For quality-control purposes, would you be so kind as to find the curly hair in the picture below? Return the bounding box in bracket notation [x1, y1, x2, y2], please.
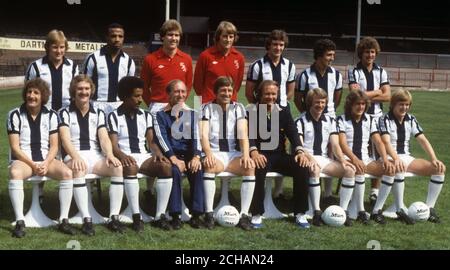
[356, 37, 380, 59]
[22, 78, 51, 105]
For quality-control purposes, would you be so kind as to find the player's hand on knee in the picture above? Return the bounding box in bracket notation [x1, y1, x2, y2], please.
[106, 155, 121, 168]
[432, 159, 445, 174]
[240, 155, 255, 169]
[203, 154, 216, 169]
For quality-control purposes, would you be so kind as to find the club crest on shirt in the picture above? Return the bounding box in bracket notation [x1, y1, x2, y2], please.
[180, 62, 186, 72]
[234, 60, 239, 69]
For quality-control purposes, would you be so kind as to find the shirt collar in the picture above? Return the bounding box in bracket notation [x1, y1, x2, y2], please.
[388, 110, 411, 121]
[263, 54, 285, 65]
[117, 104, 142, 116]
[100, 46, 125, 57]
[356, 62, 380, 70]
[305, 111, 326, 122]
[155, 47, 181, 58]
[310, 64, 332, 74]
[68, 101, 95, 113]
[211, 45, 238, 56]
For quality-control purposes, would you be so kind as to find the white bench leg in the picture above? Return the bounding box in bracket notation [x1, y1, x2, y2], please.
[382, 204, 398, 219]
[213, 177, 231, 215]
[70, 180, 107, 224]
[263, 177, 287, 219]
[180, 194, 191, 221]
[22, 182, 56, 227]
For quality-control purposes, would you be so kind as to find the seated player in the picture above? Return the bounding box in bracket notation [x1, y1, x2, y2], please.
[108, 76, 173, 232]
[373, 89, 446, 224]
[59, 75, 123, 235]
[295, 88, 356, 226]
[201, 76, 255, 230]
[337, 90, 395, 225]
[153, 79, 204, 230]
[249, 80, 311, 229]
[7, 78, 82, 237]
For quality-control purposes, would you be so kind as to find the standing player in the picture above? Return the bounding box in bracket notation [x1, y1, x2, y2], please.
[295, 39, 342, 118]
[348, 37, 391, 204]
[372, 89, 445, 224]
[83, 23, 135, 115]
[337, 90, 395, 224]
[153, 79, 204, 229]
[194, 21, 245, 104]
[246, 29, 296, 109]
[140, 19, 193, 201]
[7, 79, 81, 237]
[245, 30, 296, 200]
[108, 76, 173, 232]
[201, 76, 255, 230]
[249, 80, 311, 229]
[295, 88, 356, 226]
[141, 19, 193, 113]
[25, 30, 78, 111]
[294, 39, 343, 202]
[59, 75, 123, 235]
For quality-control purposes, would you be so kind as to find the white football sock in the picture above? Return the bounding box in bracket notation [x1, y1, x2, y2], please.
[240, 176, 256, 216]
[155, 177, 173, 220]
[392, 175, 406, 211]
[354, 175, 366, 212]
[339, 177, 355, 210]
[59, 180, 73, 221]
[372, 175, 394, 213]
[203, 173, 216, 213]
[309, 177, 321, 211]
[124, 176, 140, 215]
[109, 176, 124, 217]
[73, 177, 90, 219]
[426, 175, 445, 208]
[9, 180, 25, 221]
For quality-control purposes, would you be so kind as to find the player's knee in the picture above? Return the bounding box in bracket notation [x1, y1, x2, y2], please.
[159, 162, 172, 177]
[123, 165, 139, 176]
[61, 168, 73, 180]
[9, 167, 25, 179]
[242, 168, 255, 176]
[344, 166, 355, 177]
[111, 165, 123, 177]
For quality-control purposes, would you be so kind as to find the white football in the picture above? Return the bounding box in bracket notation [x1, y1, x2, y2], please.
[322, 205, 346, 227]
[408, 202, 430, 221]
[215, 205, 240, 227]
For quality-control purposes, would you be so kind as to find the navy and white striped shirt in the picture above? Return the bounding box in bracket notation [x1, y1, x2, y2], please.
[201, 101, 246, 152]
[295, 112, 338, 157]
[59, 102, 106, 152]
[348, 62, 389, 116]
[83, 47, 136, 102]
[296, 65, 343, 116]
[25, 56, 78, 111]
[7, 104, 59, 161]
[378, 111, 423, 156]
[107, 106, 152, 154]
[247, 55, 296, 107]
[337, 113, 379, 161]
